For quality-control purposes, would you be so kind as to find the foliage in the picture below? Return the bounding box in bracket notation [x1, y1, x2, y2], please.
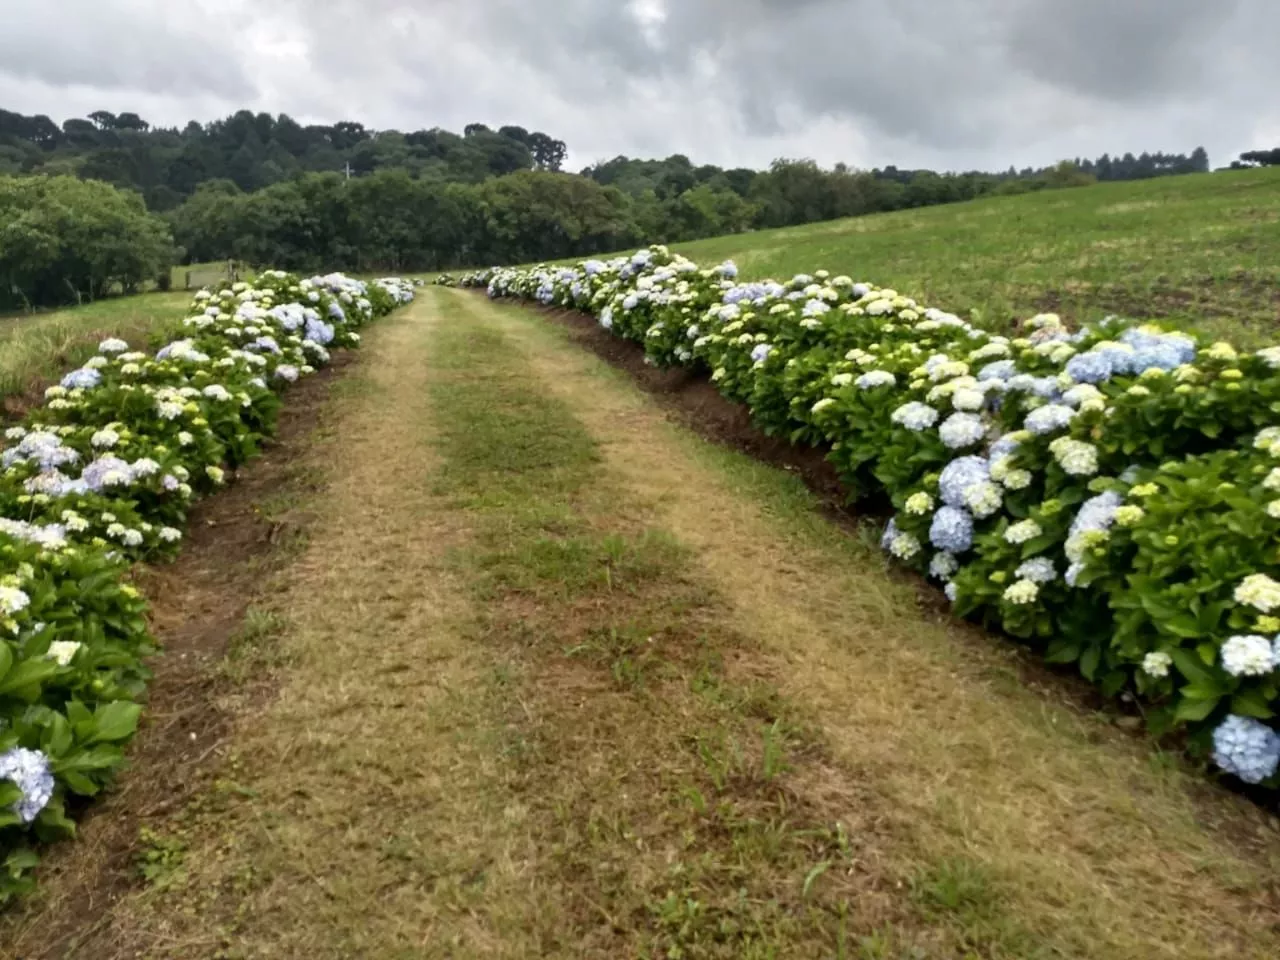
[467, 246, 1280, 791]
[0, 270, 412, 904]
[0, 108, 567, 204]
[0, 176, 174, 310]
[1233, 148, 1280, 169]
[0, 104, 1218, 273]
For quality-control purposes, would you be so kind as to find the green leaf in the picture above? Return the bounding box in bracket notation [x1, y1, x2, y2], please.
[87, 701, 142, 744]
[1080, 644, 1101, 680]
[0, 642, 12, 681]
[1171, 648, 1219, 689]
[1231, 689, 1276, 720]
[0, 659, 58, 699]
[1175, 696, 1220, 722]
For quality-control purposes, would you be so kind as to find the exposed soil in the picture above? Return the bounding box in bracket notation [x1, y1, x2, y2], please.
[1, 353, 358, 959]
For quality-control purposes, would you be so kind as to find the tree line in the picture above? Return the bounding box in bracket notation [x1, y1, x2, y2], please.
[0, 103, 1251, 309]
[0, 108, 568, 211]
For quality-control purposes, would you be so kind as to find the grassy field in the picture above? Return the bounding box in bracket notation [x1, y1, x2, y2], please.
[673, 167, 1280, 343]
[0, 263, 256, 411]
[443, 167, 1278, 345]
[0, 292, 190, 411]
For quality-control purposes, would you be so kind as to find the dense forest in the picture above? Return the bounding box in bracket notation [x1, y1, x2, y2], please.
[0, 105, 1227, 307]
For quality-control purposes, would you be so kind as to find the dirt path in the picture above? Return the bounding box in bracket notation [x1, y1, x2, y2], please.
[10, 290, 1277, 959]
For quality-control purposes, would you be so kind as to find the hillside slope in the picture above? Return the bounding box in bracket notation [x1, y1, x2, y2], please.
[663, 167, 1280, 343]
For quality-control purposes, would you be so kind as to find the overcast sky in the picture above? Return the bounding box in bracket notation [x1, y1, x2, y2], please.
[2, 0, 1277, 173]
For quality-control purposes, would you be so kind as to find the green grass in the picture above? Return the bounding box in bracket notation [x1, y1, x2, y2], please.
[0, 292, 191, 409]
[0, 262, 254, 410]
[669, 168, 1280, 343]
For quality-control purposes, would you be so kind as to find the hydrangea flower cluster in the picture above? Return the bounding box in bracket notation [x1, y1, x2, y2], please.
[465, 246, 1280, 791]
[0, 270, 410, 904]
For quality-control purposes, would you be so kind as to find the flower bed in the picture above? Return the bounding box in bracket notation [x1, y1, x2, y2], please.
[0, 271, 413, 902]
[464, 247, 1280, 791]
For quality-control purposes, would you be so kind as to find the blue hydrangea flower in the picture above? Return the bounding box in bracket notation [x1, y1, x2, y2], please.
[938, 456, 990, 507]
[1066, 351, 1114, 384]
[1212, 715, 1280, 784]
[1121, 328, 1196, 368]
[929, 551, 959, 580]
[856, 371, 896, 390]
[60, 368, 102, 390]
[0, 747, 55, 823]
[978, 360, 1016, 382]
[930, 506, 974, 552]
[988, 433, 1022, 460]
[1024, 404, 1075, 435]
[81, 456, 134, 492]
[751, 343, 774, 364]
[305, 317, 335, 345]
[1015, 557, 1057, 583]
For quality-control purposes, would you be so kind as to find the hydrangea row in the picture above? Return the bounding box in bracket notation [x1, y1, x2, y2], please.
[463, 245, 1280, 791]
[0, 271, 411, 903]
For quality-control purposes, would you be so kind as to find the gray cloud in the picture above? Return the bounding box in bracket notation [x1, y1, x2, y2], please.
[1, 0, 1277, 172]
[1, 1, 256, 100]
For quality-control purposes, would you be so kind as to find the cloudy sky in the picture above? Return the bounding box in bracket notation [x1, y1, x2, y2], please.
[2, 0, 1277, 172]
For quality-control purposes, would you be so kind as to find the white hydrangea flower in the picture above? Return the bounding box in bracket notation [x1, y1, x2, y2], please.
[0, 585, 30, 616]
[47, 641, 82, 666]
[890, 402, 939, 432]
[939, 413, 986, 449]
[905, 492, 934, 515]
[1235, 574, 1280, 613]
[1048, 438, 1099, 477]
[1221, 635, 1277, 677]
[1003, 579, 1040, 605]
[1004, 519, 1042, 544]
[962, 481, 1003, 519]
[889, 531, 921, 560]
[1141, 651, 1173, 678]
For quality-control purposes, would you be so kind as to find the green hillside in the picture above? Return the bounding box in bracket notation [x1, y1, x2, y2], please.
[667, 167, 1280, 343]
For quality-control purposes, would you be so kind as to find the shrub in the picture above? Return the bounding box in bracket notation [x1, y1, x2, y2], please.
[467, 247, 1280, 791]
[0, 270, 414, 903]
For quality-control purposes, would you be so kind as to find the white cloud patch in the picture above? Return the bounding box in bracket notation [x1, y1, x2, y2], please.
[0, 0, 1276, 172]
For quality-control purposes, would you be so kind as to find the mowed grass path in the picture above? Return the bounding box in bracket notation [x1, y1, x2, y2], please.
[673, 168, 1280, 343]
[17, 288, 1278, 958]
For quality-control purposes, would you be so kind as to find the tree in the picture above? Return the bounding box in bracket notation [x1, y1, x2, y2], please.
[1238, 148, 1280, 167]
[0, 175, 174, 308]
[528, 132, 567, 171]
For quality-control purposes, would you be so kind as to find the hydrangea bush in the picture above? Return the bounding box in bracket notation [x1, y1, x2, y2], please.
[0, 271, 413, 903]
[464, 247, 1280, 791]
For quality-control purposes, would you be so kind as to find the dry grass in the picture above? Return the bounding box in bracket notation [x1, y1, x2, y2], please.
[471, 289, 1280, 959]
